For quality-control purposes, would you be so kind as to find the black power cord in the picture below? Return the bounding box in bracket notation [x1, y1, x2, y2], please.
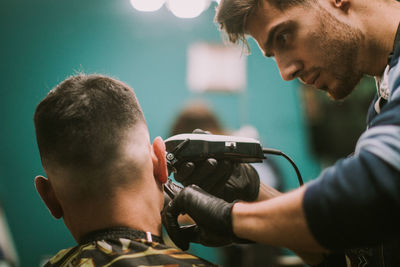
[262, 148, 304, 186]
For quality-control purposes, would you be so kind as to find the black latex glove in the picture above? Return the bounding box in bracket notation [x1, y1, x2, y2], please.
[220, 163, 260, 202]
[162, 185, 241, 250]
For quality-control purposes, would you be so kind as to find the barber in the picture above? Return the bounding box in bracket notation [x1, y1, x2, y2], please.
[163, 0, 400, 266]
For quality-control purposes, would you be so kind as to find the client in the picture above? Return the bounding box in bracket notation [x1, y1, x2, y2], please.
[33, 74, 217, 266]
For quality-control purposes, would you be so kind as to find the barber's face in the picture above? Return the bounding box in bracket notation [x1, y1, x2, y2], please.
[247, 1, 364, 100]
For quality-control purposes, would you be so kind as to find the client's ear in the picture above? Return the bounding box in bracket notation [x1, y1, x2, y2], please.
[151, 137, 168, 184]
[34, 175, 63, 219]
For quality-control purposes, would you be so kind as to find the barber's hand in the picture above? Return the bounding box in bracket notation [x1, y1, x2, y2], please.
[174, 158, 260, 202]
[173, 128, 260, 202]
[162, 185, 245, 250]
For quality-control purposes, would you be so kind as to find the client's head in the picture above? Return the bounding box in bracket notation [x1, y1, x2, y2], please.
[34, 74, 168, 241]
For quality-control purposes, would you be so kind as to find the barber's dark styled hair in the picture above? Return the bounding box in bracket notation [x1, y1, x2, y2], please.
[34, 74, 146, 171]
[215, 0, 311, 50]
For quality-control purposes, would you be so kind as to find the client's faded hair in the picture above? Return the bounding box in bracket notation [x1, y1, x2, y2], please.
[215, 0, 314, 50]
[34, 74, 146, 176]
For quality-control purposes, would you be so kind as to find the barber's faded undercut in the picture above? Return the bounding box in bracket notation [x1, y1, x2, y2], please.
[34, 74, 145, 172]
[215, 0, 311, 49]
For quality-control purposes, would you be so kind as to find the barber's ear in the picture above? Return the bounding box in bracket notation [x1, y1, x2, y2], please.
[332, 0, 350, 12]
[151, 136, 168, 184]
[34, 175, 63, 219]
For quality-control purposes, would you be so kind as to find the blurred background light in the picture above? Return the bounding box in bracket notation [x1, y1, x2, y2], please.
[166, 0, 211, 19]
[130, 0, 165, 12]
[187, 43, 246, 92]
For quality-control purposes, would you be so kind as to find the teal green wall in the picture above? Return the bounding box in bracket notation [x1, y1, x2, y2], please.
[0, 0, 320, 266]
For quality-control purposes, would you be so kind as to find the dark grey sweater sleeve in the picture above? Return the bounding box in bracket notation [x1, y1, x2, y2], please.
[304, 150, 400, 250]
[303, 81, 400, 250]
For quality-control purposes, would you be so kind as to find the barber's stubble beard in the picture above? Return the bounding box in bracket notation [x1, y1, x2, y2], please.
[312, 8, 364, 100]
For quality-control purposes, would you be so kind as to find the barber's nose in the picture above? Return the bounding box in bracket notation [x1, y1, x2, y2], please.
[276, 58, 302, 81]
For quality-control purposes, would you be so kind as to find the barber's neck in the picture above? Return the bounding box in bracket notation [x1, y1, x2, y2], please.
[358, 0, 400, 75]
[63, 177, 164, 243]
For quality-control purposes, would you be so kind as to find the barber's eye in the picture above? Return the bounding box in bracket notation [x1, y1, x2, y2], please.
[276, 32, 289, 47]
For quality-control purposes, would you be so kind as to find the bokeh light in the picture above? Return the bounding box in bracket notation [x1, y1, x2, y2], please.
[166, 0, 211, 19]
[130, 0, 166, 12]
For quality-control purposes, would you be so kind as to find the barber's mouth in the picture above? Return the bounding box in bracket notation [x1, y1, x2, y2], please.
[301, 72, 319, 86]
[314, 77, 330, 91]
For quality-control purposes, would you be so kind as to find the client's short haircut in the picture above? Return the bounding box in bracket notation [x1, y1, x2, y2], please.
[34, 74, 146, 173]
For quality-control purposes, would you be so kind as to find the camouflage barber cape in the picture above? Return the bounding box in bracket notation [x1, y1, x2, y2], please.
[44, 227, 218, 267]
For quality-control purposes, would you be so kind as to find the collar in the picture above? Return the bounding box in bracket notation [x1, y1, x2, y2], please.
[373, 22, 400, 113]
[375, 65, 390, 101]
[79, 227, 164, 245]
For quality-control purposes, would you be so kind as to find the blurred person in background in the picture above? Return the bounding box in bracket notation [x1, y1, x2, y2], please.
[0, 203, 18, 267]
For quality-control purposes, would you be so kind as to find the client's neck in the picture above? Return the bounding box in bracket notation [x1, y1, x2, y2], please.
[65, 181, 163, 243]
